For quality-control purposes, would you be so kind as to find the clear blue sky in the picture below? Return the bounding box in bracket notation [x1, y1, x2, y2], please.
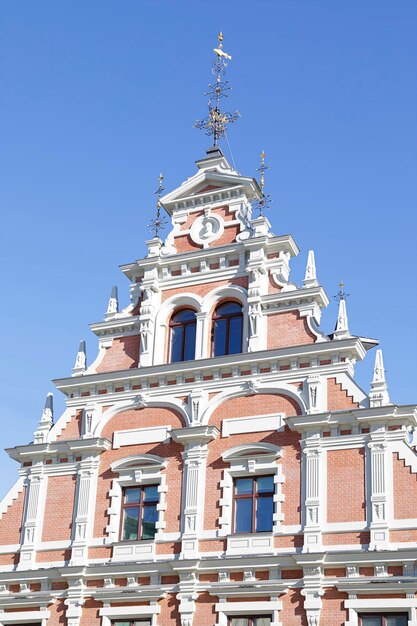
[0, 1, 416, 492]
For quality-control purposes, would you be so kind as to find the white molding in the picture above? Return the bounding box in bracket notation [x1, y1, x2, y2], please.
[0, 478, 24, 519]
[113, 425, 171, 449]
[222, 412, 284, 437]
[0, 610, 50, 624]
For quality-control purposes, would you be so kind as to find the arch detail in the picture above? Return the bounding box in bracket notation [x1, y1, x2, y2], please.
[202, 383, 306, 426]
[93, 396, 189, 436]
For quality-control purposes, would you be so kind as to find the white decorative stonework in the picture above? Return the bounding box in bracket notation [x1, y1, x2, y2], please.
[190, 212, 224, 247]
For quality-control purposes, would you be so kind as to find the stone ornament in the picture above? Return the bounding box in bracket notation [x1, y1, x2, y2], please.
[190, 212, 224, 247]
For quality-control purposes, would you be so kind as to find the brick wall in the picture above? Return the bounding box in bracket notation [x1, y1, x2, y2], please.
[96, 335, 140, 373]
[42, 475, 77, 542]
[267, 311, 316, 350]
[327, 377, 359, 410]
[327, 448, 366, 523]
[0, 486, 25, 545]
[393, 452, 417, 519]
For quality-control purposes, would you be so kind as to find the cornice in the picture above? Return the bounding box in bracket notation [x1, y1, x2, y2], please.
[53, 338, 365, 397]
[6, 437, 111, 463]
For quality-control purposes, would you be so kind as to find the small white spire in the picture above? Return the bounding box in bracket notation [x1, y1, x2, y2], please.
[72, 340, 87, 376]
[369, 349, 390, 407]
[303, 250, 318, 288]
[333, 297, 350, 339]
[34, 393, 53, 444]
[105, 285, 119, 317]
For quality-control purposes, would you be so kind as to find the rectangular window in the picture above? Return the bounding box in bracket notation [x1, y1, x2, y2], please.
[359, 615, 408, 626]
[121, 485, 159, 541]
[233, 476, 274, 533]
[228, 617, 272, 626]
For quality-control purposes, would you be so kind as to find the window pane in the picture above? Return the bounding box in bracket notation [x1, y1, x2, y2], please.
[228, 315, 242, 354]
[172, 309, 196, 323]
[213, 319, 227, 356]
[230, 619, 249, 626]
[235, 498, 253, 533]
[143, 485, 159, 502]
[112, 622, 130, 626]
[141, 504, 158, 539]
[386, 617, 408, 626]
[254, 619, 272, 626]
[122, 507, 139, 540]
[184, 321, 196, 360]
[217, 302, 242, 315]
[124, 488, 140, 504]
[256, 496, 273, 532]
[235, 478, 253, 495]
[257, 476, 274, 493]
[171, 325, 184, 362]
[360, 618, 381, 626]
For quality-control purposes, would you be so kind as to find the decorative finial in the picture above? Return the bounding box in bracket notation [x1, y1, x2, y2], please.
[148, 173, 167, 238]
[333, 283, 350, 339]
[334, 280, 350, 302]
[194, 32, 240, 147]
[72, 340, 87, 376]
[303, 250, 319, 288]
[106, 285, 119, 316]
[34, 393, 54, 444]
[369, 349, 390, 407]
[252, 151, 272, 217]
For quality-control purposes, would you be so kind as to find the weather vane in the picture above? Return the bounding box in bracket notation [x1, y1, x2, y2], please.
[148, 173, 167, 238]
[194, 32, 240, 147]
[334, 281, 350, 301]
[252, 151, 272, 216]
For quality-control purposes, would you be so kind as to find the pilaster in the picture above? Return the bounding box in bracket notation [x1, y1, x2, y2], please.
[18, 465, 47, 569]
[302, 434, 323, 553]
[368, 430, 390, 551]
[70, 458, 100, 565]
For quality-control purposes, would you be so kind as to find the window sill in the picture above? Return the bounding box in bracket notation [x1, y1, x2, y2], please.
[226, 532, 274, 555]
[111, 540, 155, 562]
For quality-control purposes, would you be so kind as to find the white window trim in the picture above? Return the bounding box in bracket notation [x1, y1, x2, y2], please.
[344, 598, 417, 626]
[219, 443, 284, 537]
[99, 604, 160, 626]
[106, 455, 168, 546]
[215, 600, 281, 626]
[0, 610, 50, 625]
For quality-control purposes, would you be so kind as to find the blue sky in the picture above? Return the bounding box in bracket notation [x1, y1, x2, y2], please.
[0, 1, 416, 491]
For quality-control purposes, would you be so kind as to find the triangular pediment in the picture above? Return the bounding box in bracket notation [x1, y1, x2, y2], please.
[161, 150, 261, 214]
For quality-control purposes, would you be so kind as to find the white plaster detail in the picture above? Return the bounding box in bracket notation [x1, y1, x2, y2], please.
[222, 412, 284, 437]
[113, 425, 171, 449]
[190, 211, 224, 247]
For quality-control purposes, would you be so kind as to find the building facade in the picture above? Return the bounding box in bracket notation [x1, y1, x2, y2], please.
[1, 41, 417, 626]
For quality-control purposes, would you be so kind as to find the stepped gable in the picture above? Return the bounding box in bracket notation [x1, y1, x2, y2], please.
[1, 31, 417, 626]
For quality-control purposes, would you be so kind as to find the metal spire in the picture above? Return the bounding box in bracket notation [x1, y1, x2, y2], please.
[194, 32, 240, 147]
[253, 151, 272, 217]
[334, 281, 350, 302]
[148, 173, 167, 238]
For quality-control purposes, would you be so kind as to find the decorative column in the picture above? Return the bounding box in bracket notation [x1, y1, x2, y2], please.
[195, 312, 207, 359]
[302, 434, 323, 553]
[65, 578, 86, 626]
[368, 435, 390, 551]
[171, 426, 219, 559]
[70, 458, 100, 565]
[18, 466, 47, 569]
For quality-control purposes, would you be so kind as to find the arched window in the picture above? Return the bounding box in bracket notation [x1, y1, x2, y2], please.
[212, 301, 243, 357]
[169, 309, 197, 363]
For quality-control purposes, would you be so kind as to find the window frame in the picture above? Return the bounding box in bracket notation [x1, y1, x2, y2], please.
[232, 475, 275, 534]
[227, 617, 272, 626]
[358, 614, 408, 626]
[169, 308, 197, 363]
[112, 621, 152, 626]
[212, 301, 243, 357]
[120, 484, 160, 542]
